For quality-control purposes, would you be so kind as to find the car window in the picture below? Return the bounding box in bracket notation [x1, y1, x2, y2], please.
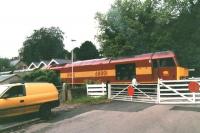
[3, 85, 25, 98]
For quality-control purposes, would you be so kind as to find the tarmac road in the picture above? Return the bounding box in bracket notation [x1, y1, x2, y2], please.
[3, 101, 200, 133]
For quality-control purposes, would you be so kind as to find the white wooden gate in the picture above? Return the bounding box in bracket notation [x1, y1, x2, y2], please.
[109, 84, 157, 103]
[108, 78, 200, 104]
[86, 83, 107, 97]
[158, 79, 200, 104]
[109, 84, 132, 101]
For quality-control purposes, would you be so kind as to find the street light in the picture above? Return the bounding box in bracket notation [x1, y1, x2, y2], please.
[71, 39, 76, 89]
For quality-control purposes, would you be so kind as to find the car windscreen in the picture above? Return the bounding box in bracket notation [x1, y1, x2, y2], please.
[0, 86, 9, 97]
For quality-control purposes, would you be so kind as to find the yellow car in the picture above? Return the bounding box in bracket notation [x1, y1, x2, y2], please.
[0, 83, 59, 118]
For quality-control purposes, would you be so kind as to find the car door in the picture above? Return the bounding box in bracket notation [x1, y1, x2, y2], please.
[0, 85, 26, 117]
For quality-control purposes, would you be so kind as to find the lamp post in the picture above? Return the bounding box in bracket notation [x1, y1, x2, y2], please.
[71, 39, 76, 89]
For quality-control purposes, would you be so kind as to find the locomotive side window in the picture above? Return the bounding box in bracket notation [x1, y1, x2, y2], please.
[159, 58, 175, 67]
[115, 63, 135, 80]
[152, 58, 175, 68]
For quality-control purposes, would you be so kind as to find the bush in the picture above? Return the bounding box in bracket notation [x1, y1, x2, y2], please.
[71, 85, 87, 98]
[22, 69, 61, 86]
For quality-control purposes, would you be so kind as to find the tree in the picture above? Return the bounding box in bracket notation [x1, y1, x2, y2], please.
[72, 41, 99, 60]
[19, 27, 66, 65]
[22, 69, 61, 86]
[168, 1, 200, 67]
[73, 47, 81, 60]
[78, 41, 99, 60]
[0, 58, 13, 72]
[96, 0, 199, 67]
[96, 0, 178, 57]
[64, 49, 71, 60]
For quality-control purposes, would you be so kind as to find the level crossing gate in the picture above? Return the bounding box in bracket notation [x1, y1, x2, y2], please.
[108, 78, 200, 104]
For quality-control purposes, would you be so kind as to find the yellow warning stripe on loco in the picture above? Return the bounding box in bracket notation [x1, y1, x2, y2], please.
[60, 67, 152, 79]
[136, 67, 152, 75]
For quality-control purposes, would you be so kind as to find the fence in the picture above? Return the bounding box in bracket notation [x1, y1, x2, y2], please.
[107, 78, 200, 104]
[86, 83, 107, 97]
[58, 78, 200, 104]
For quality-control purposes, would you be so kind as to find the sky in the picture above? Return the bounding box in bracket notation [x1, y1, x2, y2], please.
[0, 0, 114, 58]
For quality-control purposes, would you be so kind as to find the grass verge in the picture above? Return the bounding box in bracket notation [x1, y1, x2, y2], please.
[65, 96, 111, 105]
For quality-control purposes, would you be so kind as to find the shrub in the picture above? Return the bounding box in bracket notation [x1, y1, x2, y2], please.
[22, 69, 61, 86]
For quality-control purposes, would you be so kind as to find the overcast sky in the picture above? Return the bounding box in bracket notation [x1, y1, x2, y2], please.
[0, 0, 114, 58]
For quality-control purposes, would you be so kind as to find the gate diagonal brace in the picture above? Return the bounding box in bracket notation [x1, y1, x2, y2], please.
[132, 85, 154, 101]
[111, 86, 128, 99]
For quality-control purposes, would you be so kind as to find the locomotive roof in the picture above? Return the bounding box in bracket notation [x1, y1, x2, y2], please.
[50, 51, 175, 70]
[111, 51, 175, 63]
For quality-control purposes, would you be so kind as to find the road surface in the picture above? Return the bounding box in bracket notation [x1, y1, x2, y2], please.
[2, 101, 200, 133]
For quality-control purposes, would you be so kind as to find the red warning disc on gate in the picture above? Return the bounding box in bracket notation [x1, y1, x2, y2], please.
[188, 81, 200, 93]
[128, 85, 135, 96]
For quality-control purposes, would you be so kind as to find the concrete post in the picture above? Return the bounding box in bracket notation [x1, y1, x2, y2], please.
[60, 83, 66, 103]
[67, 84, 72, 101]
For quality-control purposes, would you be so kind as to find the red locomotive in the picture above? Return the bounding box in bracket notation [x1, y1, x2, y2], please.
[51, 51, 188, 84]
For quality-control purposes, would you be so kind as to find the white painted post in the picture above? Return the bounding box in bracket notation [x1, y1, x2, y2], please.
[193, 93, 195, 103]
[157, 79, 160, 104]
[102, 82, 104, 94]
[108, 84, 111, 99]
[86, 84, 89, 96]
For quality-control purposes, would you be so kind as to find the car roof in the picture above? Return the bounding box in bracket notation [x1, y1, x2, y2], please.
[0, 83, 23, 87]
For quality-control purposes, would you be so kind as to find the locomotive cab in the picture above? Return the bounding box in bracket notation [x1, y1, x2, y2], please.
[151, 57, 188, 82]
[152, 57, 177, 81]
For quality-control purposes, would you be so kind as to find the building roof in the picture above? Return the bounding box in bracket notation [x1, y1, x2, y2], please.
[52, 59, 71, 65]
[0, 74, 19, 83]
[28, 59, 70, 70]
[28, 62, 39, 69]
[10, 59, 20, 66]
[38, 61, 49, 68]
[0, 71, 12, 75]
[32, 62, 40, 66]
